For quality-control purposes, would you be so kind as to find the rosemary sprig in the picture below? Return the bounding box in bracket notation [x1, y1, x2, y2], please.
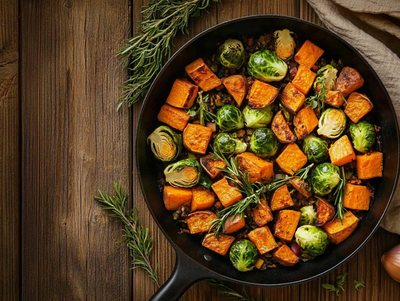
[187, 92, 216, 126]
[354, 279, 365, 290]
[333, 166, 346, 222]
[322, 272, 348, 296]
[94, 182, 160, 287]
[117, 0, 219, 110]
[305, 79, 327, 111]
[208, 279, 268, 301]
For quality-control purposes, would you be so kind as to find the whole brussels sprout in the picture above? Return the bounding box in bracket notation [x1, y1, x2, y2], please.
[303, 135, 329, 163]
[349, 120, 376, 153]
[274, 29, 296, 61]
[243, 105, 274, 129]
[250, 128, 279, 157]
[217, 39, 246, 69]
[317, 108, 346, 139]
[247, 49, 288, 82]
[147, 126, 182, 162]
[299, 205, 317, 226]
[311, 163, 341, 196]
[295, 225, 329, 257]
[216, 105, 245, 132]
[314, 64, 338, 94]
[229, 239, 258, 272]
[164, 158, 201, 188]
[213, 133, 247, 157]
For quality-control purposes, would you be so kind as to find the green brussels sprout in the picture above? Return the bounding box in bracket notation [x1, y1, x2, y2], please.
[273, 29, 296, 60]
[313, 64, 338, 94]
[349, 120, 376, 153]
[229, 239, 258, 272]
[247, 49, 288, 82]
[164, 158, 201, 188]
[213, 133, 247, 157]
[243, 105, 274, 129]
[303, 135, 329, 163]
[216, 105, 245, 132]
[311, 163, 341, 196]
[295, 225, 329, 257]
[147, 126, 182, 162]
[216, 39, 246, 69]
[250, 128, 279, 157]
[317, 108, 346, 139]
[299, 205, 317, 226]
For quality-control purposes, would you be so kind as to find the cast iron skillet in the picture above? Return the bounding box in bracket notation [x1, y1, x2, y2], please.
[136, 15, 399, 301]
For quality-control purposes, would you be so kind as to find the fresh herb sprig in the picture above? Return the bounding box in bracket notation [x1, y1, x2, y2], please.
[94, 182, 160, 287]
[333, 166, 346, 222]
[305, 77, 327, 111]
[354, 279, 365, 290]
[187, 92, 216, 126]
[208, 279, 268, 301]
[322, 272, 348, 296]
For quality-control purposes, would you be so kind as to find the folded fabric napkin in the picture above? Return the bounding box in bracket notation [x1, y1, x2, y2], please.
[306, 0, 400, 234]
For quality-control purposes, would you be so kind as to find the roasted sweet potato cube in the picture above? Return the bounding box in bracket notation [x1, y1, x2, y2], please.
[223, 214, 246, 234]
[191, 186, 215, 212]
[292, 65, 317, 95]
[294, 40, 324, 69]
[271, 111, 297, 144]
[252, 198, 273, 227]
[290, 177, 312, 198]
[211, 177, 243, 208]
[315, 197, 335, 226]
[293, 106, 318, 140]
[344, 92, 374, 123]
[335, 67, 364, 96]
[274, 210, 301, 242]
[323, 211, 359, 244]
[163, 186, 192, 211]
[157, 104, 190, 131]
[324, 91, 344, 108]
[166, 78, 199, 109]
[200, 154, 226, 179]
[186, 210, 217, 234]
[281, 83, 306, 114]
[183, 123, 212, 154]
[248, 226, 279, 254]
[185, 58, 221, 92]
[222, 75, 249, 106]
[329, 135, 356, 166]
[343, 183, 371, 211]
[272, 245, 300, 266]
[276, 143, 308, 175]
[356, 151, 383, 179]
[270, 185, 294, 211]
[236, 152, 274, 184]
[202, 233, 235, 256]
[248, 80, 279, 109]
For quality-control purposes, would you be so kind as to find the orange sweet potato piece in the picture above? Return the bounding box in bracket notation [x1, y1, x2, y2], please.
[200, 154, 226, 179]
[274, 210, 301, 242]
[186, 210, 217, 234]
[211, 177, 243, 208]
[344, 92, 374, 123]
[292, 64, 317, 95]
[248, 226, 279, 254]
[248, 80, 279, 109]
[252, 198, 273, 227]
[223, 214, 246, 234]
[343, 183, 371, 211]
[271, 111, 297, 144]
[276, 143, 308, 175]
[281, 82, 306, 114]
[356, 151, 383, 179]
[157, 104, 190, 131]
[335, 67, 364, 97]
[183, 123, 212, 154]
[185, 58, 221, 92]
[254, 258, 264, 269]
[166, 78, 199, 109]
[236, 152, 274, 184]
[293, 106, 319, 140]
[163, 186, 192, 211]
[322, 211, 359, 244]
[273, 244, 300, 266]
[329, 135, 356, 166]
[222, 75, 249, 106]
[324, 91, 344, 108]
[270, 185, 294, 211]
[191, 185, 215, 212]
[290, 177, 312, 198]
[294, 40, 324, 69]
[315, 197, 335, 227]
[202, 233, 235, 256]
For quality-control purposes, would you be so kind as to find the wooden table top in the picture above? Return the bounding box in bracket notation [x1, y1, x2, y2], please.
[1, 0, 400, 300]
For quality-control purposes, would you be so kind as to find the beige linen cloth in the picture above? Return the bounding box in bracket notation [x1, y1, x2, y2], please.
[305, 0, 400, 234]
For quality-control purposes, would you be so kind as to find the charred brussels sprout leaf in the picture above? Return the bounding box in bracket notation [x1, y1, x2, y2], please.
[303, 135, 329, 163]
[299, 205, 317, 226]
[314, 64, 338, 94]
[349, 120, 376, 153]
[198, 174, 213, 189]
[147, 126, 182, 162]
[217, 39, 246, 69]
[229, 239, 258, 272]
[311, 163, 341, 196]
[247, 49, 288, 82]
[274, 29, 296, 60]
[164, 158, 201, 188]
[213, 133, 247, 157]
[216, 105, 245, 132]
[295, 225, 329, 256]
[317, 108, 346, 139]
[243, 105, 274, 129]
[250, 128, 279, 157]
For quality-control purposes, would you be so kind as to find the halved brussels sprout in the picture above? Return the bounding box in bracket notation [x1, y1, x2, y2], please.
[295, 225, 329, 257]
[250, 128, 278, 157]
[274, 29, 296, 60]
[217, 39, 246, 69]
[147, 126, 182, 162]
[314, 64, 338, 94]
[213, 133, 247, 157]
[303, 134, 329, 163]
[216, 105, 245, 132]
[317, 108, 346, 139]
[243, 105, 274, 129]
[349, 120, 376, 153]
[247, 49, 288, 82]
[311, 163, 341, 196]
[229, 239, 258, 272]
[164, 158, 201, 188]
[299, 205, 317, 226]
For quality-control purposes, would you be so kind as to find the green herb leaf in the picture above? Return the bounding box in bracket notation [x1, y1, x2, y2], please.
[322, 272, 348, 296]
[354, 280, 365, 290]
[333, 166, 346, 222]
[208, 279, 267, 301]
